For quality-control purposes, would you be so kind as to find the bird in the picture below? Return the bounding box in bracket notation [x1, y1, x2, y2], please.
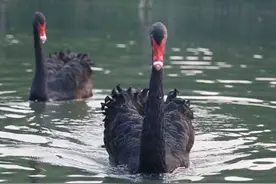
[101, 22, 195, 174]
[29, 11, 94, 102]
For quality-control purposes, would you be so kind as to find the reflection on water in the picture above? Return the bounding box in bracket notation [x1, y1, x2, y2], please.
[0, 92, 275, 182]
[0, 0, 276, 183]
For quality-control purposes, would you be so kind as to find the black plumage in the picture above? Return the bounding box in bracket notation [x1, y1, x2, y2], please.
[29, 12, 93, 102]
[101, 20, 194, 175]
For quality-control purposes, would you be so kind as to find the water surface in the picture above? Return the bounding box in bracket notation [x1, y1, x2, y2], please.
[0, 0, 276, 183]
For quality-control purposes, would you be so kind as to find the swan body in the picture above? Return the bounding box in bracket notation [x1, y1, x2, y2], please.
[102, 22, 195, 174]
[29, 12, 93, 102]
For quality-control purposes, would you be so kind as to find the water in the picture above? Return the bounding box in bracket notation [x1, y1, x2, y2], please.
[0, 0, 276, 183]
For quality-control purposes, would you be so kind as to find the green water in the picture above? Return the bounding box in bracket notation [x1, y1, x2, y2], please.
[0, 0, 276, 183]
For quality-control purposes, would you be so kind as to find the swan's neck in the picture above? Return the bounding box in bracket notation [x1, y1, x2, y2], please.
[139, 67, 166, 173]
[29, 26, 47, 101]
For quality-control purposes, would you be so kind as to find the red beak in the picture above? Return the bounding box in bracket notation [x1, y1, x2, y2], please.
[152, 38, 166, 70]
[38, 23, 47, 43]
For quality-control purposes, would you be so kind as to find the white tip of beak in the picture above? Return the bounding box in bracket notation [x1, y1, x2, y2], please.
[40, 35, 47, 43]
[153, 61, 164, 71]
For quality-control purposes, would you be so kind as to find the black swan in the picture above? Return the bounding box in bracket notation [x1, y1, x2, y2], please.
[29, 12, 94, 102]
[101, 22, 195, 174]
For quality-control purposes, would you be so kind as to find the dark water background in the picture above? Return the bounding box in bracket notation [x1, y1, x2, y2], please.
[0, 0, 276, 183]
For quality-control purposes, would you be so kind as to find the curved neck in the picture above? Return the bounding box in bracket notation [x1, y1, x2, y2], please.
[29, 25, 47, 101]
[139, 66, 166, 173]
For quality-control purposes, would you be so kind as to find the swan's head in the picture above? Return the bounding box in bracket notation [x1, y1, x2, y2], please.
[150, 22, 168, 71]
[33, 12, 47, 44]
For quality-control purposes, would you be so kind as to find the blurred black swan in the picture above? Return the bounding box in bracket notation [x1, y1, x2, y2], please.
[29, 12, 94, 102]
[101, 22, 195, 174]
